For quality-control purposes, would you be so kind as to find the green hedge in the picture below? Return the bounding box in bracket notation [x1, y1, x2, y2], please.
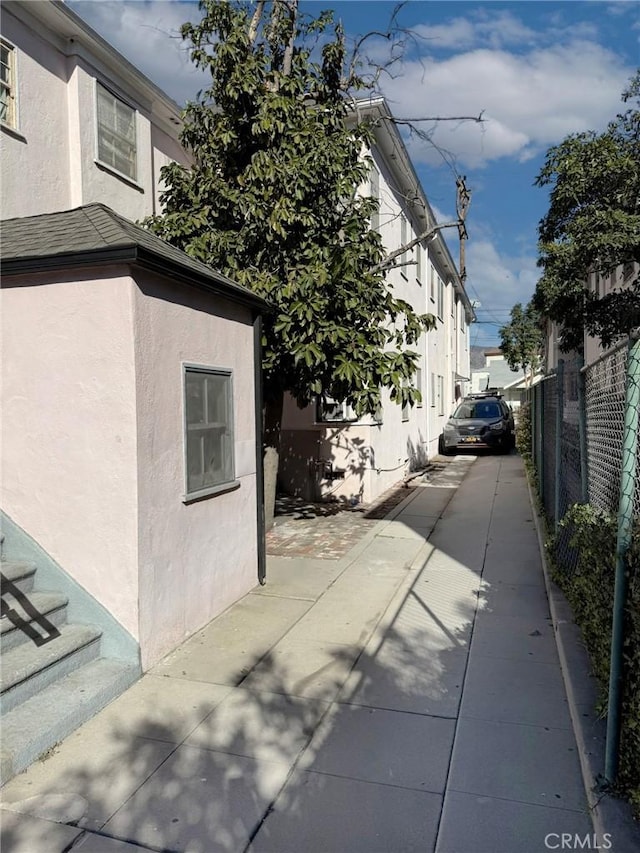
[554, 504, 640, 816]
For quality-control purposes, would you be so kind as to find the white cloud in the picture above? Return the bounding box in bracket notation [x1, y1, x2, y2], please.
[68, 0, 207, 104]
[465, 239, 539, 346]
[381, 39, 632, 168]
[413, 11, 539, 52]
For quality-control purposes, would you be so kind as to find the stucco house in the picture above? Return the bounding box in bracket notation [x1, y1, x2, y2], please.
[0, 1, 269, 781]
[279, 97, 475, 505]
[1, 204, 269, 780]
[1, 0, 187, 220]
[470, 348, 541, 411]
[545, 263, 640, 372]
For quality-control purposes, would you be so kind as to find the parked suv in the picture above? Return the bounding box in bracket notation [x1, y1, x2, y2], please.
[439, 393, 515, 455]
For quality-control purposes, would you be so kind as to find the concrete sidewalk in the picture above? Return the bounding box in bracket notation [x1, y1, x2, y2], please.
[1, 455, 598, 852]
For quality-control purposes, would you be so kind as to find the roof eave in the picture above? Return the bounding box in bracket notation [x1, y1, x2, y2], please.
[2, 246, 272, 314]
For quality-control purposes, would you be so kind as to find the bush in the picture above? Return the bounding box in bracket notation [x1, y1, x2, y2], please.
[516, 400, 532, 460]
[555, 504, 640, 815]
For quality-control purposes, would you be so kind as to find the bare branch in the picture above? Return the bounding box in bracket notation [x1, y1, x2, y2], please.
[374, 222, 461, 273]
[282, 0, 299, 77]
[248, 0, 265, 46]
[388, 112, 485, 125]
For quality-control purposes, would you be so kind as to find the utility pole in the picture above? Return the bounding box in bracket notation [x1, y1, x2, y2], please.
[456, 176, 471, 282]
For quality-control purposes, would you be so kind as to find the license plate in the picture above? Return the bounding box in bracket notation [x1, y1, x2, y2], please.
[461, 436, 480, 443]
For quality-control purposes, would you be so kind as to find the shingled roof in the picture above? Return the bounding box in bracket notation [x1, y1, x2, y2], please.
[1, 204, 269, 313]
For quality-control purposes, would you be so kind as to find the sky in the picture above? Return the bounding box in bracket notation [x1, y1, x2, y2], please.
[67, 0, 639, 348]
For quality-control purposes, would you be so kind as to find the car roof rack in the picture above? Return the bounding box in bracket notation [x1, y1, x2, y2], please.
[465, 391, 503, 400]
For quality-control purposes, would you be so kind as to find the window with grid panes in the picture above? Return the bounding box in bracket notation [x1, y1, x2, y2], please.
[184, 366, 235, 497]
[1, 39, 16, 128]
[96, 82, 137, 181]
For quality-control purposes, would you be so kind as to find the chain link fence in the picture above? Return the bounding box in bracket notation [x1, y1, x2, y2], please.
[526, 337, 640, 803]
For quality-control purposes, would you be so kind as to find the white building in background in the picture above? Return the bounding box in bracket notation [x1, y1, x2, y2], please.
[1, 0, 187, 221]
[544, 262, 640, 372]
[279, 98, 475, 505]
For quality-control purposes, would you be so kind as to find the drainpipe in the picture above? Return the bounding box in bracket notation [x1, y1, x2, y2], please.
[253, 314, 266, 586]
[605, 333, 640, 782]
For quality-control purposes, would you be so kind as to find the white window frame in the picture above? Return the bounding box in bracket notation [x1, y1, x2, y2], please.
[183, 364, 238, 502]
[437, 375, 444, 416]
[95, 81, 138, 182]
[316, 396, 358, 423]
[430, 372, 436, 408]
[429, 263, 436, 303]
[1, 38, 17, 130]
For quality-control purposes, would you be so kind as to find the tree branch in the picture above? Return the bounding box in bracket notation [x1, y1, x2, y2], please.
[374, 222, 460, 273]
[248, 0, 265, 46]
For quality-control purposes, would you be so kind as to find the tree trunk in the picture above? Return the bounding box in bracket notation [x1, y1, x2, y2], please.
[263, 390, 284, 531]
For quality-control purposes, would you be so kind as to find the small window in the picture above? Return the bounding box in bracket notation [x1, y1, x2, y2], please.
[184, 366, 235, 498]
[438, 375, 444, 416]
[416, 367, 423, 407]
[416, 242, 423, 285]
[437, 276, 444, 319]
[1, 39, 16, 128]
[429, 263, 436, 302]
[430, 372, 436, 407]
[96, 82, 137, 180]
[316, 396, 357, 423]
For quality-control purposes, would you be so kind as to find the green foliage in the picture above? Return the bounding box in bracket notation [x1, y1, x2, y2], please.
[145, 0, 435, 414]
[498, 302, 543, 384]
[515, 400, 532, 460]
[553, 504, 640, 814]
[534, 72, 640, 352]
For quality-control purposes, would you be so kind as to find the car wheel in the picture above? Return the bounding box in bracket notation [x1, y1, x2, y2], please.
[438, 434, 452, 456]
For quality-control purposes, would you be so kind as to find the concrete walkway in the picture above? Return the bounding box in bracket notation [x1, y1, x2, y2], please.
[1, 455, 596, 852]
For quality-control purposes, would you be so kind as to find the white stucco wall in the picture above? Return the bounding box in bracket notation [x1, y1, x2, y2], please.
[279, 140, 472, 504]
[0, 269, 140, 637]
[1, 4, 187, 221]
[1, 10, 71, 217]
[132, 272, 258, 669]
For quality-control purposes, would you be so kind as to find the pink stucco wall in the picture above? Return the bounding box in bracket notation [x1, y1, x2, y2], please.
[1, 269, 140, 636]
[1, 267, 259, 669]
[132, 271, 258, 669]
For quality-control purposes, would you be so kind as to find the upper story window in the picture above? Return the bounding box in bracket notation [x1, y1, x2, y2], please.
[1, 39, 16, 128]
[437, 275, 444, 319]
[96, 82, 137, 181]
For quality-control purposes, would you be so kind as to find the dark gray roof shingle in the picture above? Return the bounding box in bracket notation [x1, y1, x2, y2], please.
[1, 204, 269, 313]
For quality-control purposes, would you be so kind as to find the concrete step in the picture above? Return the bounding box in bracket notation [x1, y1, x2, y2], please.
[0, 623, 102, 713]
[1, 560, 36, 594]
[0, 658, 140, 784]
[0, 591, 69, 652]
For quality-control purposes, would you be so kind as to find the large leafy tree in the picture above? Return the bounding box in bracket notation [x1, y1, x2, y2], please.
[533, 73, 640, 352]
[498, 301, 544, 386]
[146, 0, 438, 520]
